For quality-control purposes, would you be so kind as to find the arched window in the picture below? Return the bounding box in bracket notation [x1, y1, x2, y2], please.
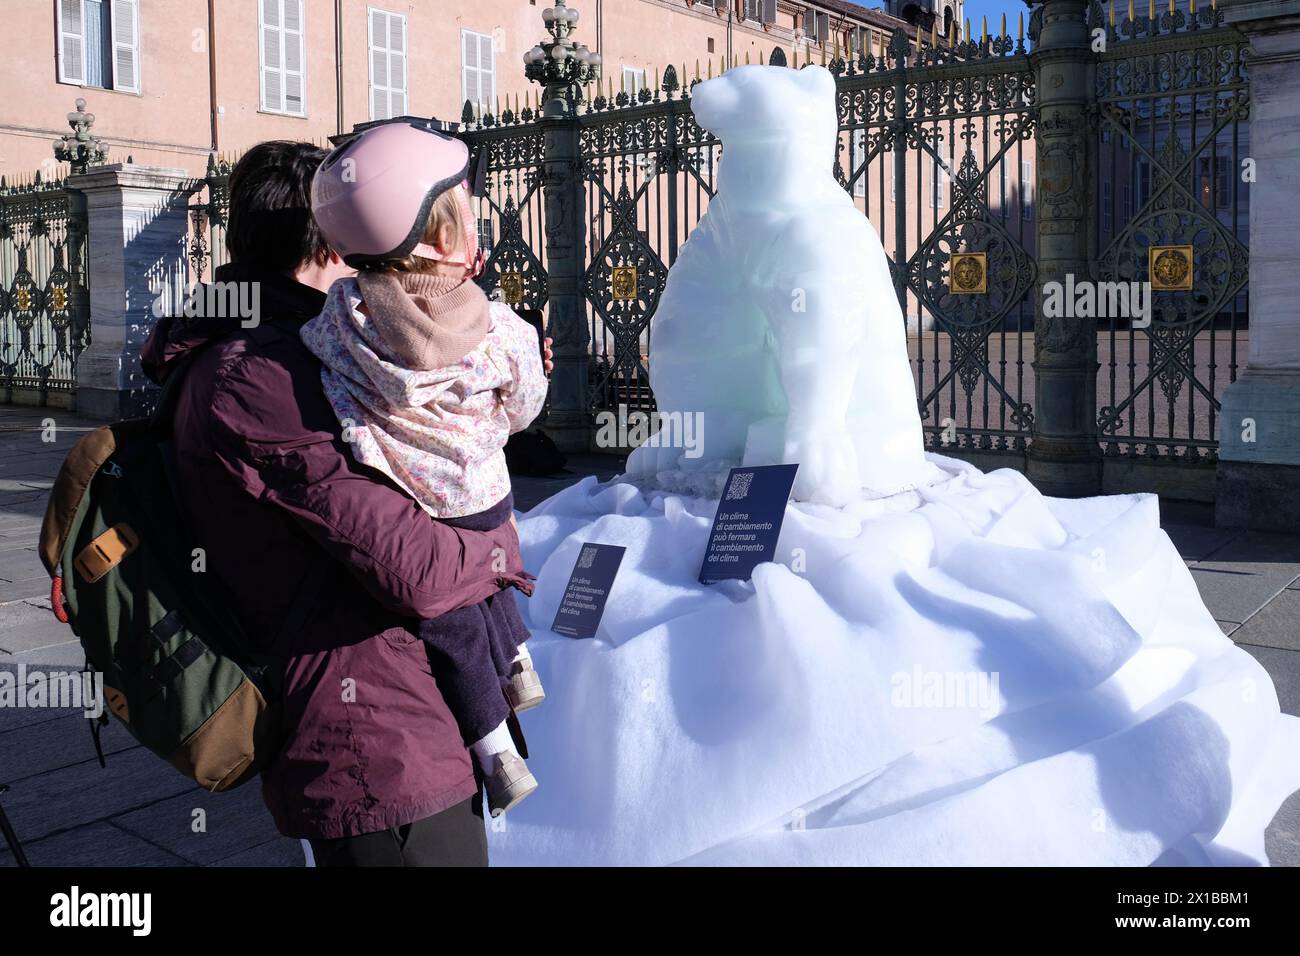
[944, 5, 954, 38]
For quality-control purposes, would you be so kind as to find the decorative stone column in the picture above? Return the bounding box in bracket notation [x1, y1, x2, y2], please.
[525, 1, 602, 453]
[1026, 0, 1103, 497]
[1216, 0, 1300, 530]
[67, 164, 193, 420]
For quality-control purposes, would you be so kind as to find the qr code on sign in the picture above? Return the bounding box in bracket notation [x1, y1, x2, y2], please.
[577, 546, 598, 569]
[725, 472, 753, 500]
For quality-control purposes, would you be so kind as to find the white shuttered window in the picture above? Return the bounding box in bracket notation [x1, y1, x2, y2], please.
[57, 0, 138, 92]
[260, 0, 306, 116]
[462, 30, 496, 116]
[369, 8, 408, 120]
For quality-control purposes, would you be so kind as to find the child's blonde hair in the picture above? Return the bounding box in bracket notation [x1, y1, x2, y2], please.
[370, 184, 466, 276]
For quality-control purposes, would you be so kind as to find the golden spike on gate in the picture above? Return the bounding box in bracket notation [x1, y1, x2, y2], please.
[982, 15, 987, 41]
[1109, 0, 1115, 25]
[1001, 12, 1007, 38]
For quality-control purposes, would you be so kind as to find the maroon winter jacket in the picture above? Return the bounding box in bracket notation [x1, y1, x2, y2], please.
[141, 263, 531, 840]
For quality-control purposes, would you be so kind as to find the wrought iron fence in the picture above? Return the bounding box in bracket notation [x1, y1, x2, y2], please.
[0, 172, 89, 402]
[186, 154, 234, 285]
[832, 30, 1037, 456]
[1092, 2, 1249, 467]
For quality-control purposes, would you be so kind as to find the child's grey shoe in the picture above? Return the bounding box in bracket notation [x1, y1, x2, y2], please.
[486, 752, 538, 817]
[506, 659, 546, 712]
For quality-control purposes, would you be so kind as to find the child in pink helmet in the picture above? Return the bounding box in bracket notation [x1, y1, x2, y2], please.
[301, 121, 549, 816]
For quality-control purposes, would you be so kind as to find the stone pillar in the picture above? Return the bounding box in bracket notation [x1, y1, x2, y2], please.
[1216, 0, 1300, 530]
[67, 164, 192, 420]
[1026, 0, 1103, 497]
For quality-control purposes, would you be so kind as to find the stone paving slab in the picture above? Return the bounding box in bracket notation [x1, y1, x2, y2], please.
[210, 837, 306, 867]
[111, 786, 289, 866]
[1265, 790, 1300, 868]
[1243, 645, 1300, 718]
[1164, 523, 1242, 563]
[0, 600, 69, 655]
[0, 821, 191, 868]
[0, 745, 198, 844]
[0, 711, 138, 781]
[1233, 589, 1300, 653]
[1189, 564, 1300, 626]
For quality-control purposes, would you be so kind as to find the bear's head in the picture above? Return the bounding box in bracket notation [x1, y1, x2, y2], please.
[690, 65, 838, 156]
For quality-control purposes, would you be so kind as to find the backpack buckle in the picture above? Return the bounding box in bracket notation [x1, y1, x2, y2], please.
[73, 523, 140, 584]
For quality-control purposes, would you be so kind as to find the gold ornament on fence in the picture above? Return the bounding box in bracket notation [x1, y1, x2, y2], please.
[611, 265, 639, 301]
[948, 253, 987, 294]
[498, 271, 525, 305]
[1148, 245, 1193, 292]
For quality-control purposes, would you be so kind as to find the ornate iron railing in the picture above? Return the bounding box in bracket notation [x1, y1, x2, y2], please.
[0, 172, 89, 401]
[832, 32, 1038, 456]
[186, 154, 234, 285]
[1092, 3, 1249, 466]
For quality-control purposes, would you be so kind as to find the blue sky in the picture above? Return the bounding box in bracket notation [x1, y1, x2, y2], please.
[852, 0, 1032, 40]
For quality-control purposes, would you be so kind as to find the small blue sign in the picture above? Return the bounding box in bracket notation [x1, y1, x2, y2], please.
[699, 464, 799, 584]
[552, 542, 627, 638]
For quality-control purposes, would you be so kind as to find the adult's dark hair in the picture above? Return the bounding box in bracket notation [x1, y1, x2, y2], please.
[225, 141, 331, 273]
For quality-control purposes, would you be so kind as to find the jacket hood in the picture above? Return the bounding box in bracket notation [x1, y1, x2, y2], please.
[141, 262, 329, 384]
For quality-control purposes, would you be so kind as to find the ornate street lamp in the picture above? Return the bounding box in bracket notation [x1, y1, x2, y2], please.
[524, 1, 602, 118]
[52, 98, 108, 175]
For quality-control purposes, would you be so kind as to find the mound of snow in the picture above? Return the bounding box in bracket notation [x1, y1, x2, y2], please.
[493, 456, 1300, 866]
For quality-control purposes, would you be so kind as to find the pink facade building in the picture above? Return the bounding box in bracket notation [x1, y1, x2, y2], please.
[2, 0, 973, 177]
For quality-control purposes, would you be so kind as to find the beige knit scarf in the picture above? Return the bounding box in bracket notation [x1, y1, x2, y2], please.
[355, 271, 492, 371]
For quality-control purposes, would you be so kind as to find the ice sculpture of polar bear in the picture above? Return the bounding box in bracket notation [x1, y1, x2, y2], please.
[625, 65, 939, 506]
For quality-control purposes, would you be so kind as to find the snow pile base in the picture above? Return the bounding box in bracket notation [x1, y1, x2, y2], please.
[493, 455, 1300, 866]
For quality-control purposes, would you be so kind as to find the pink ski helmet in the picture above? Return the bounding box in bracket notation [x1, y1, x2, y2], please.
[311, 120, 487, 275]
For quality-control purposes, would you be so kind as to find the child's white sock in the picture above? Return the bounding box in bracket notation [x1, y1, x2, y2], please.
[512, 644, 532, 666]
[470, 720, 519, 773]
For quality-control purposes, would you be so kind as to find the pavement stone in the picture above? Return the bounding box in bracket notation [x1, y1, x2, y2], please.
[1189, 564, 1299, 626]
[1232, 589, 1300, 653]
[1241, 644, 1300, 719]
[0, 745, 198, 844]
[112, 787, 287, 867]
[0, 711, 138, 781]
[210, 837, 307, 867]
[1266, 789, 1300, 869]
[0, 600, 79, 655]
[1164, 524, 1241, 564]
[0, 821, 191, 868]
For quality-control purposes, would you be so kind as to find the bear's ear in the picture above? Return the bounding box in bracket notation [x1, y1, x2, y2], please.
[796, 65, 837, 99]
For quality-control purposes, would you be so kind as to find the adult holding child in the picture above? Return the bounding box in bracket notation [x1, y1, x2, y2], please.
[140, 139, 549, 867]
